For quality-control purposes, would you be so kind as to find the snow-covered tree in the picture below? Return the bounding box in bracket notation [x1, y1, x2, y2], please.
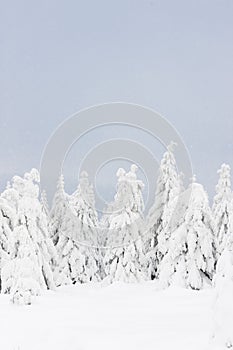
[69, 171, 99, 245]
[1, 169, 57, 304]
[2, 225, 43, 305]
[103, 166, 144, 246]
[49, 174, 68, 245]
[55, 171, 100, 286]
[146, 142, 181, 278]
[41, 189, 49, 216]
[158, 180, 216, 290]
[0, 195, 16, 288]
[103, 165, 147, 283]
[213, 164, 233, 257]
[105, 239, 146, 283]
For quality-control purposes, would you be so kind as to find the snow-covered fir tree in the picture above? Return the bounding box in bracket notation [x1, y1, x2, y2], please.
[1, 169, 57, 304]
[55, 171, 100, 286]
[146, 142, 181, 279]
[69, 171, 99, 245]
[158, 179, 216, 290]
[105, 166, 145, 247]
[2, 225, 43, 305]
[103, 165, 147, 283]
[212, 163, 233, 257]
[0, 195, 16, 287]
[49, 174, 68, 245]
[41, 189, 49, 217]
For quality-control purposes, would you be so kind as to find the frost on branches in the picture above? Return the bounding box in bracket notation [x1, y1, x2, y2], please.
[146, 142, 181, 279]
[55, 171, 100, 286]
[212, 164, 233, 257]
[158, 180, 216, 290]
[1, 169, 56, 304]
[104, 165, 147, 283]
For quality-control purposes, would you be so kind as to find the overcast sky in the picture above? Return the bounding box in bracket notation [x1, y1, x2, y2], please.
[1, 0, 233, 205]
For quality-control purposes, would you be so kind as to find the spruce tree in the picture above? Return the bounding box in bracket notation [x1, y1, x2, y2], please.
[0, 194, 15, 289]
[41, 189, 49, 217]
[1, 169, 56, 304]
[158, 180, 216, 290]
[104, 165, 146, 283]
[55, 171, 100, 285]
[49, 174, 68, 245]
[146, 142, 180, 278]
[213, 163, 233, 256]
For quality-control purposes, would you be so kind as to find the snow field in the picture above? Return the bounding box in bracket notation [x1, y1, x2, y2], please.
[0, 283, 214, 350]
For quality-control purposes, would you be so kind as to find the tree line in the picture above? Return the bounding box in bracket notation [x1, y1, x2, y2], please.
[0, 143, 232, 305]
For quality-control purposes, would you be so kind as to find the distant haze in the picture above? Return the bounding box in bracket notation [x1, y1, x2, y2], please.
[1, 0, 233, 205]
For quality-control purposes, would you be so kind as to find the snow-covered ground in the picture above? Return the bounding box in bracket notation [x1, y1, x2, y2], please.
[0, 282, 214, 350]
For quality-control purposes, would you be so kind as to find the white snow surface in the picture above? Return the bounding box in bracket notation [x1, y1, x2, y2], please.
[0, 282, 215, 350]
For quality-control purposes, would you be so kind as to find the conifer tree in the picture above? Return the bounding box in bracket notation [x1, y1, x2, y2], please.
[104, 165, 146, 283]
[158, 180, 216, 290]
[1, 169, 56, 304]
[49, 174, 68, 245]
[55, 171, 100, 285]
[41, 189, 49, 217]
[146, 142, 180, 278]
[0, 195, 15, 288]
[213, 164, 233, 256]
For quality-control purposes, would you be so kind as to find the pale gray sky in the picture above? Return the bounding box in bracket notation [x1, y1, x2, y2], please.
[1, 0, 233, 204]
